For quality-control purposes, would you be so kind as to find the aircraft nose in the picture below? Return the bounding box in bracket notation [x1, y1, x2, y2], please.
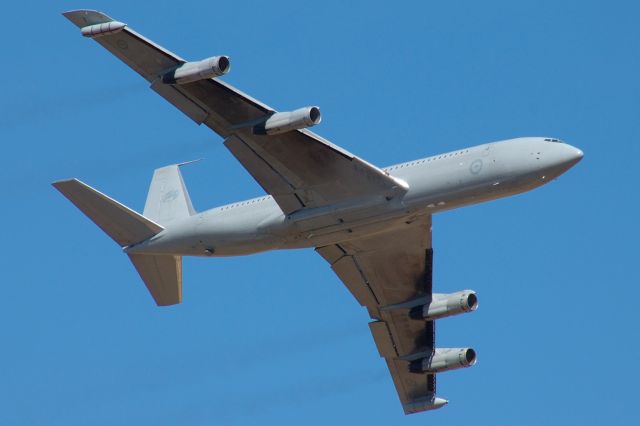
[548, 143, 583, 176]
[564, 144, 584, 166]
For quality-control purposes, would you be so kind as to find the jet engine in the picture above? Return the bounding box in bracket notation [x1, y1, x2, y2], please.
[409, 348, 477, 374]
[409, 290, 478, 321]
[162, 56, 230, 85]
[254, 106, 321, 135]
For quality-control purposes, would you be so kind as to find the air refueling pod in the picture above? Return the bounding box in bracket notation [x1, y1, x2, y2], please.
[403, 396, 448, 413]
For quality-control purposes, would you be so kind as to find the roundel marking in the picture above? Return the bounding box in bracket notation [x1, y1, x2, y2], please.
[469, 159, 483, 175]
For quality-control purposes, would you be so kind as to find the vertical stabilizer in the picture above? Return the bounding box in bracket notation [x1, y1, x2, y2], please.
[143, 163, 196, 226]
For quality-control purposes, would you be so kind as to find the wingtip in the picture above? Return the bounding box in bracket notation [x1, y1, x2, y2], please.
[62, 9, 114, 28]
[155, 298, 183, 307]
[52, 178, 75, 186]
[62, 9, 97, 16]
[52, 178, 82, 190]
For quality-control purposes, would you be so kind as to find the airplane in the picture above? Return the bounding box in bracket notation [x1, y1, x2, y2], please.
[54, 10, 584, 414]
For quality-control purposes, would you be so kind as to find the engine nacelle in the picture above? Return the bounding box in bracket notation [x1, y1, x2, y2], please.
[162, 56, 230, 85]
[409, 290, 478, 321]
[409, 348, 477, 374]
[254, 106, 321, 135]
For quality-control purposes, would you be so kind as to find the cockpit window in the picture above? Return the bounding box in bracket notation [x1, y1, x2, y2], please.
[543, 138, 564, 143]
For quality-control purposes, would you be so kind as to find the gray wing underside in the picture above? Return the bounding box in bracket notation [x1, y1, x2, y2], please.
[63, 10, 402, 215]
[316, 216, 438, 414]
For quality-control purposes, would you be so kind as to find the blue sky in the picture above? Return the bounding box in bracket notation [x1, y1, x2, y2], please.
[1, 1, 638, 424]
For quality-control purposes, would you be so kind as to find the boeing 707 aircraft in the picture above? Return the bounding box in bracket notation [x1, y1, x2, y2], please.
[54, 10, 583, 414]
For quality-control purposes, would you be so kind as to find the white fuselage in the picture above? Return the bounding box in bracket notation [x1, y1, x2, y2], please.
[127, 137, 583, 257]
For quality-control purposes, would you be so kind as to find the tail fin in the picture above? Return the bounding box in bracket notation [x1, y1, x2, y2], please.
[53, 178, 182, 306]
[143, 163, 196, 226]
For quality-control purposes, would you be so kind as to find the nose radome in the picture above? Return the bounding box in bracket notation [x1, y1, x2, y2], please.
[567, 145, 584, 164]
[554, 143, 583, 166]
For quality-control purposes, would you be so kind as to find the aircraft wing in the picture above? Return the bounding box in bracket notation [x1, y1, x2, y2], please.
[64, 10, 405, 215]
[316, 215, 441, 414]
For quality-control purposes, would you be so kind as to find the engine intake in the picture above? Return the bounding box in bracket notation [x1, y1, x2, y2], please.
[162, 56, 230, 85]
[409, 348, 477, 374]
[254, 106, 321, 135]
[409, 290, 478, 321]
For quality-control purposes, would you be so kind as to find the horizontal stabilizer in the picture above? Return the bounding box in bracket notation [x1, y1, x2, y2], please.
[53, 179, 163, 247]
[128, 254, 182, 306]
